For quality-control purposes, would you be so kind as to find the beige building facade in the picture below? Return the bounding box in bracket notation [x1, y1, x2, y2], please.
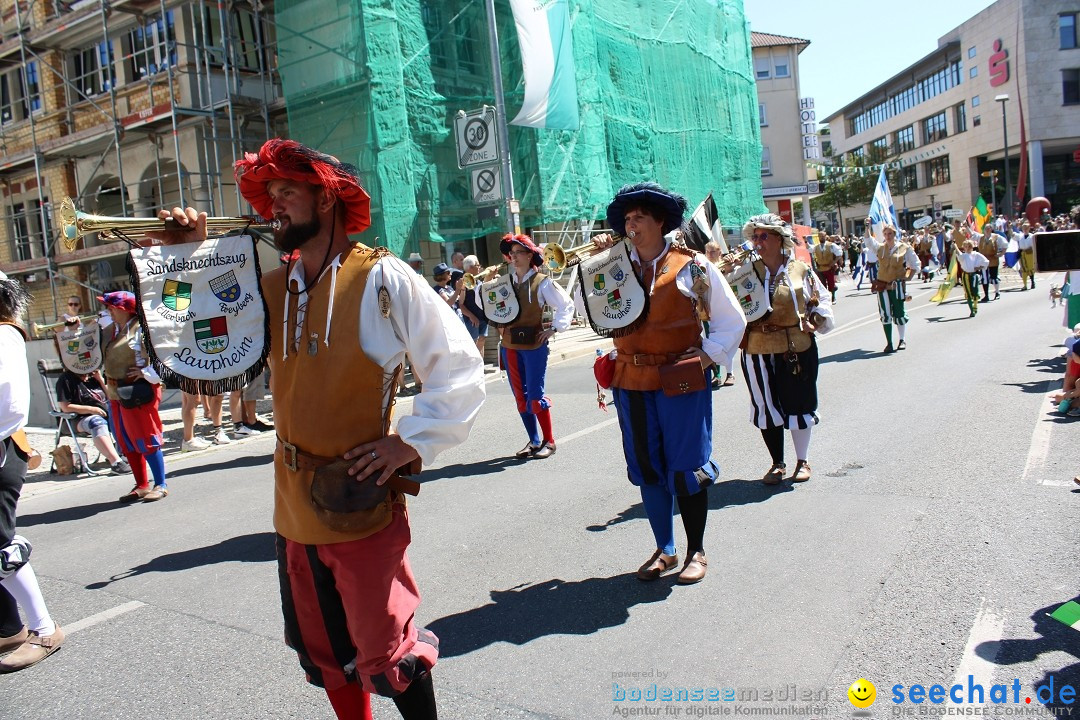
[0, 0, 283, 326]
[752, 31, 815, 227]
[823, 0, 1080, 234]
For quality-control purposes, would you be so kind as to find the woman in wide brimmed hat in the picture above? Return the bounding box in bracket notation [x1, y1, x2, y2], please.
[487, 233, 573, 460]
[582, 182, 747, 585]
[98, 291, 169, 503]
[737, 213, 834, 486]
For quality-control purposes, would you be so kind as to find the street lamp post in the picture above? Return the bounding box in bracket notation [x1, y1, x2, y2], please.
[980, 169, 998, 216]
[995, 94, 1011, 218]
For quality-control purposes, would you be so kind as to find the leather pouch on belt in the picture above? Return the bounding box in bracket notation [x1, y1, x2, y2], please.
[310, 458, 421, 534]
[657, 358, 707, 397]
[870, 279, 889, 293]
[509, 325, 538, 345]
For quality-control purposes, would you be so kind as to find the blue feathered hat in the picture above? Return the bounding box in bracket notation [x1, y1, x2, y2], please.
[606, 182, 688, 237]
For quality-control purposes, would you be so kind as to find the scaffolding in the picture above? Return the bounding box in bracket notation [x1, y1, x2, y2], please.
[0, 0, 284, 323]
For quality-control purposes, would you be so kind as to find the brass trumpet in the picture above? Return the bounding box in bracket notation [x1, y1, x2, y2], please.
[462, 263, 506, 290]
[31, 315, 98, 337]
[543, 237, 625, 273]
[57, 197, 280, 251]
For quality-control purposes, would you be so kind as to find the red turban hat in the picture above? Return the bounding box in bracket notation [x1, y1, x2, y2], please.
[234, 139, 372, 235]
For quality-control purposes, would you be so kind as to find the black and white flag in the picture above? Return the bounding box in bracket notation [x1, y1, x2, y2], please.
[683, 193, 727, 253]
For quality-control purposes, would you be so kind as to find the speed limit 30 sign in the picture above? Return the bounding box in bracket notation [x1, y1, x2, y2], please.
[454, 107, 500, 169]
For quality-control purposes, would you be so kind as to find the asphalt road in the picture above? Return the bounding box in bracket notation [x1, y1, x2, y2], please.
[5, 269, 1079, 720]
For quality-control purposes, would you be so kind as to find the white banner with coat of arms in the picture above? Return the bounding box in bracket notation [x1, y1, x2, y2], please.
[575, 241, 648, 337]
[54, 321, 104, 374]
[128, 235, 269, 394]
[479, 274, 521, 327]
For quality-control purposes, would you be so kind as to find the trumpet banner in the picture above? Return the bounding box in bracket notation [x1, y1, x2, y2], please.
[479, 274, 522, 327]
[575, 241, 649, 337]
[54, 322, 104, 374]
[128, 235, 269, 394]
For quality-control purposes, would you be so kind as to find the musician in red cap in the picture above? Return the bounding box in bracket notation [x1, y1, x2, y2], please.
[477, 233, 573, 459]
[153, 138, 485, 720]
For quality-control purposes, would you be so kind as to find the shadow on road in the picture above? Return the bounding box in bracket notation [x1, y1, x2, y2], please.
[425, 456, 531, 482]
[820, 348, 879, 365]
[1026, 356, 1066, 374]
[1003, 381, 1058, 394]
[427, 574, 673, 658]
[17, 499, 134, 528]
[85, 532, 276, 589]
[166, 452, 273, 479]
[587, 478, 792, 532]
[924, 315, 967, 323]
[976, 597, 1080, 714]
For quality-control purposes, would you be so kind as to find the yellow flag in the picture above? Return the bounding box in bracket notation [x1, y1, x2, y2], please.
[931, 254, 958, 304]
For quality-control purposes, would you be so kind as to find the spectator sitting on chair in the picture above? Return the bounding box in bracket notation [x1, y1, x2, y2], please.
[54, 369, 131, 475]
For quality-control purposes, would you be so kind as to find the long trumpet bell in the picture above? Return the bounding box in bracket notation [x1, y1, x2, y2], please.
[31, 315, 99, 337]
[543, 238, 614, 273]
[57, 197, 279, 251]
[462, 262, 506, 290]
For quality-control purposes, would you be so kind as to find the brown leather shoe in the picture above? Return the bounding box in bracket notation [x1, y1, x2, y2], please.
[142, 485, 169, 502]
[119, 485, 152, 503]
[762, 463, 786, 485]
[677, 552, 707, 584]
[636, 549, 678, 581]
[515, 442, 540, 458]
[790, 460, 811, 483]
[0, 625, 64, 673]
[531, 442, 556, 459]
[0, 626, 27, 655]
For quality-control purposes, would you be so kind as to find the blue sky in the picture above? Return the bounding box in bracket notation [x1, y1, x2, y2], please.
[743, 0, 999, 124]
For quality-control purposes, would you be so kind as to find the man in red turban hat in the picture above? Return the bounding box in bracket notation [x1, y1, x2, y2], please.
[153, 138, 485, 720]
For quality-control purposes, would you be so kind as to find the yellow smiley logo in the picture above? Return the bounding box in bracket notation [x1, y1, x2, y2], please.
[848, 678, 876, 708]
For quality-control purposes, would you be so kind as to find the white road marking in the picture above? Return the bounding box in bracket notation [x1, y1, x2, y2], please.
[558, 417, 620, 445]
[64, 600, 146, 635]
[1023, 378, 1071, 486]
[949, 598, 1005, 706]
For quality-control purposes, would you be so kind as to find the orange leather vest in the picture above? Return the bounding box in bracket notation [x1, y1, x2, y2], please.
[613, 249, 701, 391]
[262, 245, 398, 545]
[877, 242, 913, 283]
[978, 235, 999, 263]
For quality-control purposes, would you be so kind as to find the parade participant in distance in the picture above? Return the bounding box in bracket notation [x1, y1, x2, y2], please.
[54, 368, 131, 475]
[738, 215, 834, 485]
[0, 271, 65, 673]
[585, 183, 746, 584]
[812, 235, 843, 303]
[977, 222, 1007, 302]
[1015, 220, 1036, 291]
[100, 291, 169, 502]
[873, 224, 920, 354]
[485, 234, 573, 459]
[915, 227, 936, 283]
[154, 138, 485, 720]
[956, 239, 990, 317]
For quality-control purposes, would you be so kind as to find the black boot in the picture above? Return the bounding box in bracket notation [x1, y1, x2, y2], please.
[393, 672, 438, 720]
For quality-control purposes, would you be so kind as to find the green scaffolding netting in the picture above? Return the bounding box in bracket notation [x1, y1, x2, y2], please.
[275, 0, 765, 254]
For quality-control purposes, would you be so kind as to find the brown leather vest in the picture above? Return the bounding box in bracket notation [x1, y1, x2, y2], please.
[613, 249, 701, 391]
[877, 242, 913, 283]
[813, 244, 835, 271]
[103, 320, 139, 400]
[501, 272, 547, 351]
[978, 235, 999, 263]
[745, 261, 812, 355]
[263, 245, 397, 545]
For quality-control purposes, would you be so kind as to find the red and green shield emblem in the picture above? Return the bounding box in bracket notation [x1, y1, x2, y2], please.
[606, 289, 621, 308]
[194, 316, 229, 354]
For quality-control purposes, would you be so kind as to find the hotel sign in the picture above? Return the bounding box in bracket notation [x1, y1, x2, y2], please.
[800, 98, 819, 160]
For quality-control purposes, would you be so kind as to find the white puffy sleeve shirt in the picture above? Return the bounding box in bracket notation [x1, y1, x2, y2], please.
[0, 324, 29, 440]
[363, 256, 486, 465]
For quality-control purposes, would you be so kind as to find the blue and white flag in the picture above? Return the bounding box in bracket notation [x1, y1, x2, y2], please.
[868, 167, 899, 245]
[510, 0, 579, 131]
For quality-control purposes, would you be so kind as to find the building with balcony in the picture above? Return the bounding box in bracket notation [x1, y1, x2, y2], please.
[823, 0, 1080, 233]
[0, 0, 283, 324]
